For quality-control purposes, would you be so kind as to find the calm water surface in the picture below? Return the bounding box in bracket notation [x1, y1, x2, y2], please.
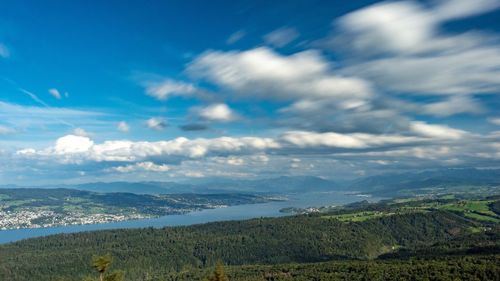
[0, 192, 379, 244]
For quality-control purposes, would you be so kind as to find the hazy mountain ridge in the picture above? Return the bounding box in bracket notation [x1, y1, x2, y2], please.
[2, 169, 499, 196]
[0, 176, 338, 194]
[350, 168, 500, 196]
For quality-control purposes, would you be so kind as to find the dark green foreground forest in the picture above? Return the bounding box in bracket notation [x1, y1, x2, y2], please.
[0, 197, 499, 280]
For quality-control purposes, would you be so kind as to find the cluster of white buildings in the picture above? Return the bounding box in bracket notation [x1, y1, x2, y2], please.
[0, 209, 147, 230]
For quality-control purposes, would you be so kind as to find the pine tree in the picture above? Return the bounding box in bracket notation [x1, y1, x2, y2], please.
[92, 254, 112, 281]
[207, 262, 229, 281]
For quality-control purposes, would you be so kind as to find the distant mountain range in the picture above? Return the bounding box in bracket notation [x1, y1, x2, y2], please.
[196, 176, 337, 193]
[1, 168, 499, 196]
[0, 176, 338, 195]
[1, 181, 190, 195]
[349, 168, 500, 196]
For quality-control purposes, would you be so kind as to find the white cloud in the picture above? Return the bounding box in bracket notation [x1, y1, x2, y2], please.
[144, 79, 196, 101]
[337, 1, 435, 55]
[48, 88, 62, 99]
[282, 131, 367, 148]
[281, 131, 420, 149]
[113, 161, 170, 173]
[197, 103, 236, 122]
[17, 134, 281, 163]
[117, 121, 130, 132]
[264, 27, 299, 47]
[11, 124, 491, 181]
[409, 121, 467, 140]
[187, 47, 373, 101]
[0, 43, 10, 58]
[146, 117, 167, 130]
[54, 135, 94, 154]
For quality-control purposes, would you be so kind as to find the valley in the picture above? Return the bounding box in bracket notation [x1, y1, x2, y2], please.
[1, 195, 498, 280]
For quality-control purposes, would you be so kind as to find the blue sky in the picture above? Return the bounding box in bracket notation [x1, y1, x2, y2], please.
[1, 0, 500, 185]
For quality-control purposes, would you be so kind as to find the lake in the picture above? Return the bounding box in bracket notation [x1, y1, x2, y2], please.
[0, 192, 379, 244]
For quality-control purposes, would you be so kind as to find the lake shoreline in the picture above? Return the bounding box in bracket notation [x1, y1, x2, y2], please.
[0, 192, 382, 244]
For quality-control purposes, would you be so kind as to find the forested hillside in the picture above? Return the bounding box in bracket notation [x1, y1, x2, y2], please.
[1, 198, 498, 281]
[165, 255, 500, 281]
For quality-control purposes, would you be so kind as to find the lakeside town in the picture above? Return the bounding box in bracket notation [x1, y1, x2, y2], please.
[0, 188, 276, 230]
[0, 209, 149, 230]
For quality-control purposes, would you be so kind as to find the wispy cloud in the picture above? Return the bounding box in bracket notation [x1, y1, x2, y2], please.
[226, 30, 246, 44]
[264, 27, 299, 47]
[334, 0, 500, 96]
[19, 88, 52, 108]
[144, 79, 196, 101]
[0, 101, 103, 129]
[2, 79, 76, 128]
[488, 117, 500, 126]
[422, 96, 485, 117]
[0, 43, 10, 58]
[0, 125, 16, 135]
[48, 88, 64, 99]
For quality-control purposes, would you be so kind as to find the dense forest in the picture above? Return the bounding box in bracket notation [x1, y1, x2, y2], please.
[165, 255, 500, 281]
[1, 198, 499, 280]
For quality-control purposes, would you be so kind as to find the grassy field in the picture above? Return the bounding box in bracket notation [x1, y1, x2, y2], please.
[437, 200, 499, 222]
[440, 200, 494, 214]
[322, 211, 389, 222]
[323, 199, 500, 224]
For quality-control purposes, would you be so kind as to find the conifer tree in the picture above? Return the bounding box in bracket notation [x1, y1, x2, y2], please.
[92, 254, 112, 281]
[207, 262, 229, 281]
